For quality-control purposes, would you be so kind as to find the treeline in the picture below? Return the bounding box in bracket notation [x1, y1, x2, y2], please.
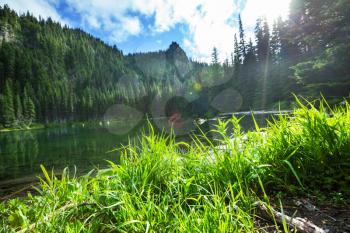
[214, 0, 350, 110]
[0, 0, 350, 128]
[0, 5, 208, 127]
[0, 4, 132, 126]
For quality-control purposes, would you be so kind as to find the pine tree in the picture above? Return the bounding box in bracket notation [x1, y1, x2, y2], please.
[255, 17, 270, 63]
[27, 97, 36, 123]
[277, 17, 296, 62]
[245, 39, 256, 65]
[289, 0, 310, 55]
[263, 19, 271, 59]
[68, 91, 75, 116]
[270, 19, 282, 64]
[254, 17, 272, 109]
[23, 86, 36, 124]
[14, 94, 23, 121]
[1, 79, 15, 127]
[230, 52, 234, 67]
[1, 43, 15, 80]
[238, 14, 246, 64]
[255, 18, 264, 62]
[223, 58, 229, 68]
[211, 47, 219, 65]
[233, 34, 240, 70]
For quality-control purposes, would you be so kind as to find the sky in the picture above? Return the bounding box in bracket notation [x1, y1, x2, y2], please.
[0, 0, 291, 62]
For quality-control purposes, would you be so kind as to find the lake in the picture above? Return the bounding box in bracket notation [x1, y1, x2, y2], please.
[0, 111, 287, 194]
[0, 123, 131, 194]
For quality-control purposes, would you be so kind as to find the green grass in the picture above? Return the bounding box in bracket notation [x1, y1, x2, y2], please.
[0, 98, 349, 232]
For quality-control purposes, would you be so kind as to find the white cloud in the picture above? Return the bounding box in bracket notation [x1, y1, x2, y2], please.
[0, 0, 239, 61]
[151, 0, 238, 62]
[58, 0, 238, 62]
[109, 16, 142, 42]
[64, 0, 143, 42]
[179, 0, 291, 62]
[1, 0, 291, 61]
[181, 0, 239, 62]
[241, 0, 291, 29]
[0, 0, 67, 24]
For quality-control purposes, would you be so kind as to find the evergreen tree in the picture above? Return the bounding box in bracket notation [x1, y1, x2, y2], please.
[233, 34, 240, 72]
[14, 94, 23, 121]
[245, 39, 256, 65]
[1, 79, 15, 127]
[230, 52, 234, 67]
[27, 97, 36, 123]
[290, 0, 350, 97]
[0, 3, 349, 122]
[23, 86, 36, 124]
[241, 39, 257, 108]
[255, 17, 271, 63]
[254, 17, 272, 109]
[223, 58, 229, 68]
[277, 16, 298, 62]
[211, 47, 219, 65]
[238, 14, 246, 64]
[270, 19, 282, 64]
[255, 18, 264, 63]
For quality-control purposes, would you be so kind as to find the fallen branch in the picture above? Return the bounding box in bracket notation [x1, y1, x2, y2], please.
[0, 183, 37, 201]
[256, 201, 326, 233]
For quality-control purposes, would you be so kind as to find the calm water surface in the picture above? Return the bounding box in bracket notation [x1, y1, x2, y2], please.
[0, 112, 284, 192]
[0, 124, 133, 189]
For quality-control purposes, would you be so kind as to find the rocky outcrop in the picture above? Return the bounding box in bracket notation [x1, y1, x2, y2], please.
[128, 42, 193, 81]
[0, 24, 14, 44]
[165, 42, 192, 79]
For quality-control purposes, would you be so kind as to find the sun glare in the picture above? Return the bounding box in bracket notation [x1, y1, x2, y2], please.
[242, 0, 291, 26]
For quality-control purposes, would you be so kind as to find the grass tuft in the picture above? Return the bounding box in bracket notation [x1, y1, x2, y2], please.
[0, 98, 349, 232]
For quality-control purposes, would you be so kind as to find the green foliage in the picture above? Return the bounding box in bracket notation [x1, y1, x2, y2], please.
[1, 79, 15, 127]
[22, 86, 36, 126]
[0, 5, 130, 124]
[14, 94, 22, 120]
[1, 0, 350, 126]
[293, 43, 350, 85]
[258, 98, 350, 192]
[1, 99, 349, 232]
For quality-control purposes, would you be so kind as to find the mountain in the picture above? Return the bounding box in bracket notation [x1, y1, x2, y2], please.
[1, 0, 350, 128]
[126, 42, 193, 82]
[0, 5, 206, 126]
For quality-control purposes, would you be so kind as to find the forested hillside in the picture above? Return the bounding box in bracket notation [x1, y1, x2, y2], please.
[0, 5, 135, 126]
[0, 0, 349, 128]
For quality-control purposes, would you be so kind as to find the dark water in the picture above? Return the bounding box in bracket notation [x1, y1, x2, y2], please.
[0, 123, 136, 191]
[0, 112, 286, 193]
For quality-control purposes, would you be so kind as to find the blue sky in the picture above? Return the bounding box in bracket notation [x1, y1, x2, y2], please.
[0, 0, 291, 62]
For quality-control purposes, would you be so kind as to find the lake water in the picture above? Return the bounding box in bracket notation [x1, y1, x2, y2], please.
[0, 112, 286, 194]
[0, 124, 130, 193]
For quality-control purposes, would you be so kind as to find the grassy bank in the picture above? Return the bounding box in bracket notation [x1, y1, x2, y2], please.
[0, 99, 349, 232]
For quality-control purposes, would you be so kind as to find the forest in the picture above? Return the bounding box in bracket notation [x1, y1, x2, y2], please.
[1, 1, 350, 232]
[0, 0, 349, 128]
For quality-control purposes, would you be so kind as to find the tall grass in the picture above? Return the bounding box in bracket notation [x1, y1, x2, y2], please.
[0, 98, 349, 232]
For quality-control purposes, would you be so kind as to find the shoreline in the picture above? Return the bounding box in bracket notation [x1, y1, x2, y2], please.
[0, 109, 292, 134]
[0, 100, 349, 232]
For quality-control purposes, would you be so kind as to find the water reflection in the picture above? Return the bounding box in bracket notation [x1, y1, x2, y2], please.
[0, 125, 128, 184]
[0, 131, 38, 180]
[0, 113, 280, 188]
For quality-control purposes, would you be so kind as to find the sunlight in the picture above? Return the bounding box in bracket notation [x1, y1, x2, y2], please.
[242, 0, 291, 26]
[1, 1, 350, 231]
